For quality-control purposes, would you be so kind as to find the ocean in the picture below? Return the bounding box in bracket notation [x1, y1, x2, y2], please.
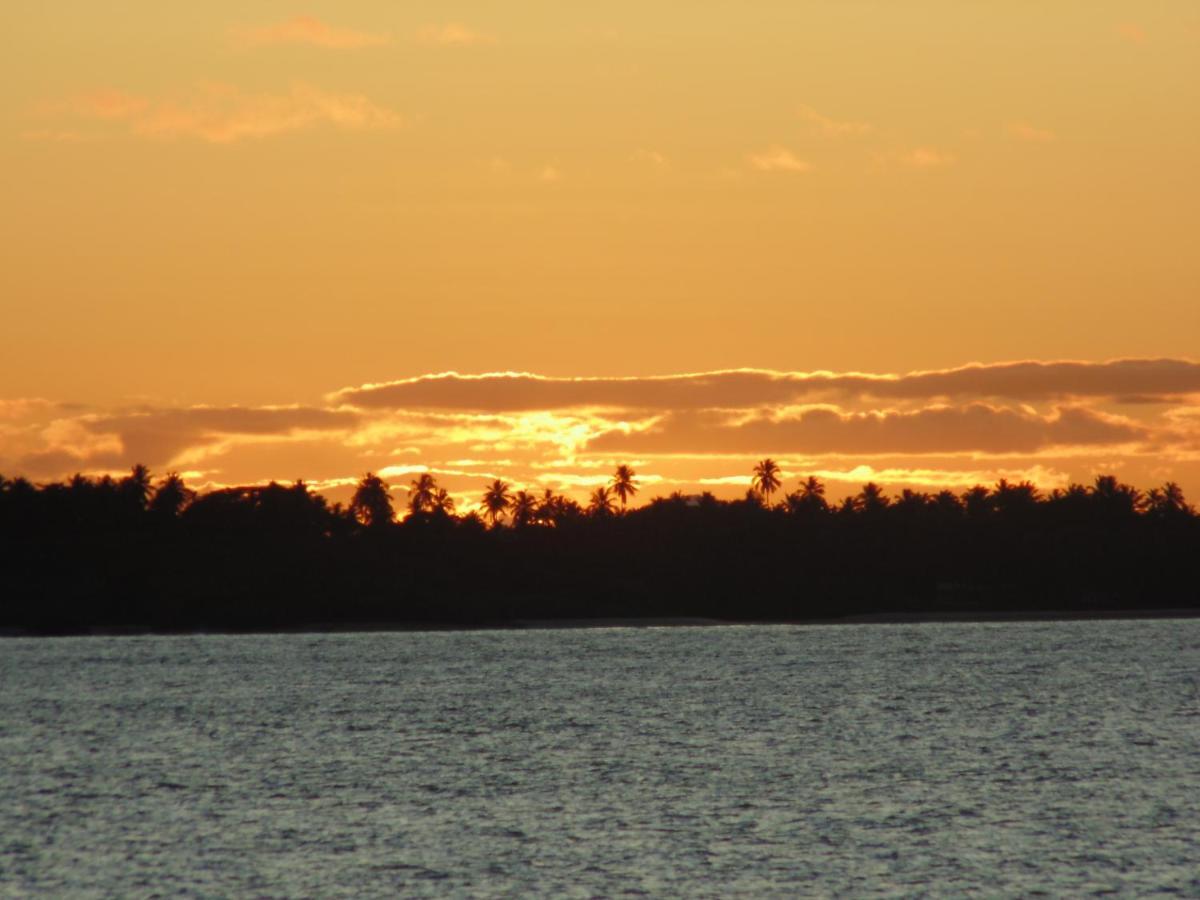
[3, 619, 1199, 896]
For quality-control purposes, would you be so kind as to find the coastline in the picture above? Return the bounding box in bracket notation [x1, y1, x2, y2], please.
[4, 606, 1200, 638]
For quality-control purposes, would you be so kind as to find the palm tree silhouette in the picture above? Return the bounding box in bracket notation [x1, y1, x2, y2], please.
[992, 479, 1039, 518]
[408, 473, 438, 515]
[432, 488, 456, 517]
[350, 472, 394, 527]
[752, 459, 781, 508]
[961, 485, 991, 519]
[120, 464, 154, 511]
[481, 479, 511, 528]
[149, 472, 195, 518]
[509, 490, 537, 528]
[1146, 482, 1192, 519]
[1092, 474, 1141, 517]
[588, 485, 616, 517]
[932, 490, 963, 516]
[799, 475, 825, 501]
[856, 481, 889, 514]
[536, 489, 563, 526]
[611, 465, 639, 511]
[787, 475, 827, 515]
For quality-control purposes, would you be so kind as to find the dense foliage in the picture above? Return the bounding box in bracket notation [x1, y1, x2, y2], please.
[1, 465, 1197, 633]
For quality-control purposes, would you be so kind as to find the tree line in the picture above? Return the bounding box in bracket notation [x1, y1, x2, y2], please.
[1, 460, 1197, 633]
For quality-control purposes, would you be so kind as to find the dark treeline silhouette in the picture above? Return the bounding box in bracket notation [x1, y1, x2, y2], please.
[1, 463, 1198, 633]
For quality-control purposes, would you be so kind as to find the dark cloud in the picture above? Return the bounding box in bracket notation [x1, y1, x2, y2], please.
[75, 406, 360, 469]
[586, 404, 1148, 456]
[30, 405, 362, 468]
[333, 359, 1200, 412]
[14, 448, 124, 477]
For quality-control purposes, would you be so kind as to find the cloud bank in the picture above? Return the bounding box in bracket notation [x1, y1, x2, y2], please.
[233, 17, 391, 49]
[56, 83, 400, 143]
[333, 359, 1200, 412]
[4, 359, 1197, 509]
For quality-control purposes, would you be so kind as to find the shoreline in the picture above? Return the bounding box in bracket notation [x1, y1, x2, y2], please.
[4, 606, 1200, 638]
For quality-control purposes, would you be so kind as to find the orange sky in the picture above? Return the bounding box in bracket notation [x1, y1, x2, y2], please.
[2, 3, 1198, 510]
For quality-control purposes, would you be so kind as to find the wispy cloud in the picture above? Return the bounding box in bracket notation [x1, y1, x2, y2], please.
[4, 405, 360, 477]
[1116, 22, 1148, 45]
[6, 364, 1198, 504]
[586, 404, 1148, 457]
[803, 463, 1072, 492]
[59, 83, 400, 143]
[232, 16, 391, 49]
[900, 147, 956, 168]
[74, 88, 148, 119]
[747, 145, 812, 173]
[1008, 121, 1056, 143]
[540, 165, 563, 183]
[19, 129, 93, 144]
[333, 359, 1200, 412]
[797, 104, 872, 137]
[0, 398, 58, 421]
[416, 23, 496, 46]
[631, 148, 668, 168]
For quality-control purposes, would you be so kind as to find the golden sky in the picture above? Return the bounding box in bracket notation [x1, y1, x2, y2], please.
[2, 2, 1199, 509]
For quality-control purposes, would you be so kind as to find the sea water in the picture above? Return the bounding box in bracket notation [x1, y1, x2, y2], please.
[2, 620, 1199, 896]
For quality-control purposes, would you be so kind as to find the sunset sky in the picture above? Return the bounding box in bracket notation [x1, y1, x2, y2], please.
[3, 2, 1199, 511]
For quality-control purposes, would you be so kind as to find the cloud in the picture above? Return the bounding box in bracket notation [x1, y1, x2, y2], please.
[631, 149, 668, 167]
[747, 145, 812, 173]
[6, 367, 1199, 504]
[332, 359, 1200, 413]
[19, 129, 93, 143]
[1116, 23, 1147, 45]
[86, 406, 360, 466]
[1008, 121, 1056, 143]
[0, 398, 58, 421]
[233, 16, 391, 49]
[61, 83, 400, 143]
[797, 105, 872, 137]
[802, 463, 1072, 492]
[4, 405, 360, 477]
[585, 404, 1147, 457]
[540, 165, 563, 183]
[901, 147, 956, 168]
[416, 23, 495, 46]
[74, 89, 149, 119]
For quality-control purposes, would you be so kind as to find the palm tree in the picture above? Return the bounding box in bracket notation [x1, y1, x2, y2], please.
[120, 464, 154, 511]
[536, 489, 562, 526]
[350, 472, 394, 527]
[992, 479, 1039, 518]
[787, 475, 827, 515]
[509, 490, 537, 528]
[1092, 474, 1141, 518]
[431, 488, 456, 517]
[961, 485, 991, 519]
[1145, 481, 1191, 519]
[149, 472, 195, 518]
[588, 485, 616, 517]
[894, 489, 930, 519]
[611, 465, 639, 510]
[408, 473, 438, 515]
[1163, 481, 1189, 511]
[798, 475, 825, 502]
[752, 458, 782, 508]
[932, 490, 963, 516]
[481, 479, 511, 527]
[549, 494, 583, 524]
[856, 481, 889, 514]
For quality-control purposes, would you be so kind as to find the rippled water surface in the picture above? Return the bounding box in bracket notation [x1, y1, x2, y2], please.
[3, 620, 1200, 896]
